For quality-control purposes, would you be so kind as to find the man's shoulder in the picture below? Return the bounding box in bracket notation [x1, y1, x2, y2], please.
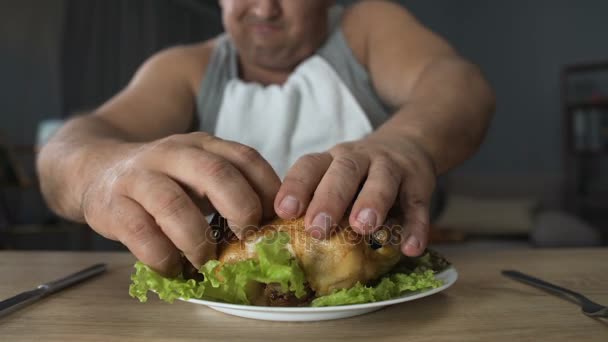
[342, 0, 411, 26]
[340, 0, 414, 65]
[150, 38, 217, 73]
[143, 37, 221, 93]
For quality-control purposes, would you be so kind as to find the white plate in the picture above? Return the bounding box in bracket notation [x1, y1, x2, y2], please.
[181, 267, 458, 322]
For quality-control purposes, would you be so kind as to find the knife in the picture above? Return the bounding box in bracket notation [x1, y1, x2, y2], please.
[0, 263, 107, 318]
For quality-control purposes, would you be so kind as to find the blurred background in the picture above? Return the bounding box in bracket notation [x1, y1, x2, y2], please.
[0, 0, 606, 251]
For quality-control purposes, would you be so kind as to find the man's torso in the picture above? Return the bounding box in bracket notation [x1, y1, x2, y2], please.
[178, 5, 392, 177]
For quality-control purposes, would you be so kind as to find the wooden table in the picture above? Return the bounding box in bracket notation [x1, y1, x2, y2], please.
[0, 248, 606, 341]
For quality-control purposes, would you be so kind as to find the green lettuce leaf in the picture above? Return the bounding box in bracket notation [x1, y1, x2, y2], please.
[129, 232, 445, 307]
[129, 232, 307, 304]
[129, 262, 205, 304]
[311, 269, 442, 307]
[250, 231, 307, 297]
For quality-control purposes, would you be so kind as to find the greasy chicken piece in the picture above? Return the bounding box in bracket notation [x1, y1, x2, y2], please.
[218, 217, 402, 296]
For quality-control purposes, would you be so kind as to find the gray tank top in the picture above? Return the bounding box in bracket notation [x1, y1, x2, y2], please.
[195, 6, 393, 134]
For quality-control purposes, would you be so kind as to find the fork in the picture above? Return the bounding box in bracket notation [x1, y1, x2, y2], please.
[502, 270, 607, 318]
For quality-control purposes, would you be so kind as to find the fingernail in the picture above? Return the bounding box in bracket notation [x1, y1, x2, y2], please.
[310, 229, 323, 239]
[311, 212, 332, 239]
[278, 195, 300, 216]
[406, 236, 420, 249]
[356, 208, 377, 231]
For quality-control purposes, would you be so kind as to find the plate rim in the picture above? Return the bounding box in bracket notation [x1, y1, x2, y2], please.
[181, 266, 458, 312]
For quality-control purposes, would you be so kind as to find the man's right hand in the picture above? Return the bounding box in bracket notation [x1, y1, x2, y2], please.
[80, 132, 280, 277]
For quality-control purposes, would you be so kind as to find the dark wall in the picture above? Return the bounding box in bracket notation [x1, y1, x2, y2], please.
[61, 0, 222, 116]
[397, 0, 608, 197]
[0, 0, 222, 147]
[0, 0, 65, 145]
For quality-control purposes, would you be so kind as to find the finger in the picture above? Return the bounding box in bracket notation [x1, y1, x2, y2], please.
[151, 146, 263, 238]
[349, 156, 401, 235]
[125, 171, 216, 269]
[109, 196, 182, 277]
[184, 188, 216, 216]
[305, 152, 370, 239]
[189, 134, 281, 220]
[399, 174, 435, 257]
[274, 153, 333, 219]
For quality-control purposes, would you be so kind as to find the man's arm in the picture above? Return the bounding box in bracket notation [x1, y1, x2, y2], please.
[275, 0, 494, 256]
[38, 45, 207, 220]
[38, 42, 281, 275]
[348, 0, 495, 174]
[93, 44, 207, 141]
[351, 0, 495, 251]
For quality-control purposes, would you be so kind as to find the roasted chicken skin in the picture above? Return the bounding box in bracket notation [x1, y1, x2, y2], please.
[217, 216, 402, 297]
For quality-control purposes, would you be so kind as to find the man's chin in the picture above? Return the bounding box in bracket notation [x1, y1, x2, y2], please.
[236, 40, 310, 71]
[248, 47, 298, 69]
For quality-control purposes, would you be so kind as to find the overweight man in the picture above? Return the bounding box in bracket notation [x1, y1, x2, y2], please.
[37, 0, 495, 276]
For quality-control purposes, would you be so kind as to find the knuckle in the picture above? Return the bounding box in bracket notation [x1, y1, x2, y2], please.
[400, 198, 431, 224]
[155, 190, 190, 218]
[203, 158, 237, 180]
[233, 144, 263, 164]
[160, 133, 189, 147]
[331, 155, 362, 177]
[189, 131, 212, 141]
[123, 216, 153, 242]
[324, 188, 350, 205]
[374, 159, 401, 188]
[372, 150, 392, 164]
[156, 136, 181, 152]
[297, 153, 329, 167]
[393, 151, 435, 178]
[393, 154, 416, 172]
[329, 143, 352, 156]
[283, 174, 309, 187]
[400, 168, 436, 195]
[197, 132, 218, 145]
[401, 192, 427, 207]
[373, 188, 396, 206]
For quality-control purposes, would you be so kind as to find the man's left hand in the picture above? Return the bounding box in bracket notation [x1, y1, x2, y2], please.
[274, 134, 437, 257]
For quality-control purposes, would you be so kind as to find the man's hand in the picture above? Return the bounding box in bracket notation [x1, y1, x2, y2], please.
[274, 133, 436, 257]
[81, 132, 280, 276]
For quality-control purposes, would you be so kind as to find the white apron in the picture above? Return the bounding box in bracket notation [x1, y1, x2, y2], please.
[213, 55, 373, 179]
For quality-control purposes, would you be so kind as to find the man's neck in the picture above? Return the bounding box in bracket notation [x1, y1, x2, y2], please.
[239, 59, 293, 86]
